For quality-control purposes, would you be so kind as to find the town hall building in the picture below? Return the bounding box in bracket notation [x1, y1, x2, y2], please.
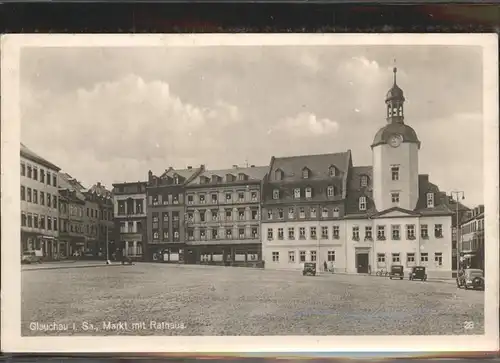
[261, 67, 454, 278]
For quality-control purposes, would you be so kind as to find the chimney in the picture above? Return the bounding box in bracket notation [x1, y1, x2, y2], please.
[232, 164, 238, 168]
[251, 165, 255, 168]
[97, 182, 101, 186]
[187, 166, 192, 170]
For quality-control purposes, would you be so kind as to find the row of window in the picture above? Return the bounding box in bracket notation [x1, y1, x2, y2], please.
[152, 229, 180, 241]
[21, 162, 58, 187]
[377, 252, 443, 266]
[21, 212, 58, 231]
[267, 206, 341, 220]
[355, 192, 436, 211]
[186, 191, 259, 205]
[461, 218, 485, 235]
[187, 227, 259, 240]
[272, 185, 340, 200]
[185, 209, 259, 223]
[266, 224, 444, 241]
[275, 165, 340, 181]
[271, 250, 336, 263]
[86, 207, 112, 221]
[21, 186, 58, 209]
[119, 221, 144, 234]
[117, 199, 144, 215]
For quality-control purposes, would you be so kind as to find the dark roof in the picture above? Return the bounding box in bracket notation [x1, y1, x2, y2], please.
[20, 143, 60, 171]
[88, 182, 112, 199]
[160, 167, 201, 181]
[187, 166, 268, 186]
[344, 171, 454, 218]
[345, 166, 376, 217]
[414, 175, 454, 216]
[386, 83, 405, 102]
[267, 151, 351, 183]
[371, 123, 420, 148]
[58, 173, 86, 202]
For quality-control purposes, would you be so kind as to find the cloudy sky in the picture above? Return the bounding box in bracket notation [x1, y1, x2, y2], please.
[20, 44, 483, 206]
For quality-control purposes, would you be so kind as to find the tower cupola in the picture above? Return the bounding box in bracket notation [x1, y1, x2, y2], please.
[385, 65, 405, 123]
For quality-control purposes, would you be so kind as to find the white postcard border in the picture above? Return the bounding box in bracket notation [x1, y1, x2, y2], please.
[1, 33, 498, 353]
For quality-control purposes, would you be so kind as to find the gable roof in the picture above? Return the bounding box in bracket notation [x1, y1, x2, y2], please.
[20, 143, 60, 171]
[187, 165, 268, 186]
[88, 182, 113, 199]
[414, 175, 454, 216]
[267, 151, 351, 183]
[58, 173, 86, 202]
[370, 206, 421, 219]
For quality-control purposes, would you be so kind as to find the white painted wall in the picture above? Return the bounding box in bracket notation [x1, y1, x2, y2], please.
[262, 220, 346, 271]
[372, 142, 419, 211]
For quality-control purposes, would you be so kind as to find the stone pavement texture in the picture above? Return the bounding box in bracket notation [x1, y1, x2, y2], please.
[22, 263, 484, 336]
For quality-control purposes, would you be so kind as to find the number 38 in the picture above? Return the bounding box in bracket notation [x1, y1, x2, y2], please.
[463, 321, 474, 330]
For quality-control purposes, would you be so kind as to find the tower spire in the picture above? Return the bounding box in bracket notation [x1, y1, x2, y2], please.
[393, 58, 397, 85]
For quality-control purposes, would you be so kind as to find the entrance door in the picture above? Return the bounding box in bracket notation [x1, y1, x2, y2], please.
[356, 253, 369, 273]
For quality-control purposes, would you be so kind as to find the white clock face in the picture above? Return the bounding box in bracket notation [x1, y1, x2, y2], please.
[389, 134, 402, 148]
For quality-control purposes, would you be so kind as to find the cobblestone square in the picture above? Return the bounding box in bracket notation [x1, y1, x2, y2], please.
[21, 263, 484, 336]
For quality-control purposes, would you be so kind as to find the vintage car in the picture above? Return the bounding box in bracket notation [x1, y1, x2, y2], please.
[409, 266, 427, 281]
[21, 250, 42, 264]
[456, 268, 484, 290]
[302, 262, 317, 276]
[389, 265, 404, 280]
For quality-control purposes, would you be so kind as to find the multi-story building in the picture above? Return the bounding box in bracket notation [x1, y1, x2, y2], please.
[58, 173, 86, 256]
[88, 182, 114, 258]
[460, 204, 485, 270]
[262, 67, 455, 278]
[146, 166, 204, 262]
[20, 143, 61, 259]
[448, 197, 470, 275]
[84, 195, 99, 254]
[112, 181, 147, 259]
[184, 165, 268, 266]
[261, 153, 350, 270]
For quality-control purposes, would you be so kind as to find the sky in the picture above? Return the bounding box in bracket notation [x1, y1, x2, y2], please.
[20, 44, 484, 207]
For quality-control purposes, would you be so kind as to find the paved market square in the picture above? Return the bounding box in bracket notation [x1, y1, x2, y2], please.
[22, 263, 484, 336]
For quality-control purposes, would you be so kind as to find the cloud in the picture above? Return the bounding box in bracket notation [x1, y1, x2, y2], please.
[271, 112, 340, 138]
[21, 74, 242, 186]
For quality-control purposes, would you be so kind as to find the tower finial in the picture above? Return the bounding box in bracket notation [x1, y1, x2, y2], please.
[393, 58, 397, 85]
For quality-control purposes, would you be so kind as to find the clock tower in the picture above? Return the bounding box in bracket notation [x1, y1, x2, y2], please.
[371, 66, 421, 212]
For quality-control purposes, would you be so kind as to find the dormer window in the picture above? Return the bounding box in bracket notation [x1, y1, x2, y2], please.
[359, 196, 367, 211]
[302, 168, 310, 179]
[294, 188, 301, 199]
[173, 176, 179, 184]
[305, 187, 312, 198]
[360, 175, 368, 187]
[275, 169, 283, 181]
[273, 189, 280, 200]
[238, 173, 247, 181]
[426, 193, 434, 208]
[329, 165, 337, 177]
[226, 174, 235, 182]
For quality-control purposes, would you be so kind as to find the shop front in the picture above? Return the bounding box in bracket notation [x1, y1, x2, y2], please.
[21, 231, 59, 260]
[185, 243, 263, 268]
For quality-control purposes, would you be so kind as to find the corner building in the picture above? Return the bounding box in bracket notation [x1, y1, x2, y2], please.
[184, 165, 267, 266]
[263, 67, 454, 278]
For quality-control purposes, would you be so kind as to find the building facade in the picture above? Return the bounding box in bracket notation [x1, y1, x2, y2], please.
[58, 173, 86, 256]
[20, 143, 61, 259]
[262, 67, 455, 278]
[112, 181, 147, 259]
[146, 166, 204, 262]
[460, 204, 485, 270]
[185, 165, 267, 266]
[261, 153, 351, 271]
[88, 182, 114, 258]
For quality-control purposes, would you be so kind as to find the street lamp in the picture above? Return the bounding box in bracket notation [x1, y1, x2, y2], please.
[451, 191, 465, 275]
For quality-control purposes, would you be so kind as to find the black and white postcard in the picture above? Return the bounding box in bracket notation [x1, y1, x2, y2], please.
[1, 33, 498, 353]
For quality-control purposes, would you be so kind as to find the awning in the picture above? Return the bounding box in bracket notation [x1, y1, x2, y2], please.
[463, 253, 476, 258]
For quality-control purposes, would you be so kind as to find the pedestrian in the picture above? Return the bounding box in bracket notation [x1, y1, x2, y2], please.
[323, 261, 328, 272]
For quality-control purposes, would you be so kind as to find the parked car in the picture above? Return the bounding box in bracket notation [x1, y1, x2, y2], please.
[389, 265, 404, 280]
[456, 268, 484, 290]
[302, 262, 316, 276]
[409, 266, 427, 281]
[21, 250, 42, 264]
